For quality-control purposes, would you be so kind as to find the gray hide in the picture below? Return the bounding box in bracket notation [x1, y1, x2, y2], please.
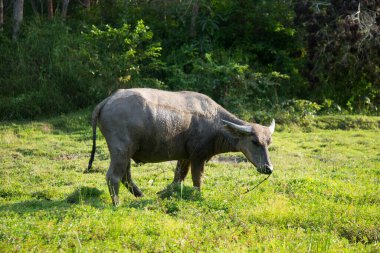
[86, 88, 275, 205]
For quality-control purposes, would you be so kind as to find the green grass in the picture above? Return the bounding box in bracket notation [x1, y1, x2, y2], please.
[0, 111, 379, 252]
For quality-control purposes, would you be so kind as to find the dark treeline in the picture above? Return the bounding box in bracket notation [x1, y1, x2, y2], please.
[0, 0, 379, 120]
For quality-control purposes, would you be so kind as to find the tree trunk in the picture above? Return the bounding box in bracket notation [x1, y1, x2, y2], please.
[0, 0, 4, 31]
[30, 0, 40, 16]
[62, 0, 69, 19]
[47, 0, 53, 19]
[190, 2, 199, 38]
[83, 0, 90, 9]
[12, 0, 24, 40]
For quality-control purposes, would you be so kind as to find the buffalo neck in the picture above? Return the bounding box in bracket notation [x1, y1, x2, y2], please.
[212, 107, 245, 155]
[218, 106, 246, 125]
[213, 130, 239, 155]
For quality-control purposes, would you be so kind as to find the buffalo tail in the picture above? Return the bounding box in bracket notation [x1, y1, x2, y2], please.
[84, 97, 109, 173]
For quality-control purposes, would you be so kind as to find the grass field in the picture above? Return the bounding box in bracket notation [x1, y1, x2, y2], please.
[0, 111, 379, 252]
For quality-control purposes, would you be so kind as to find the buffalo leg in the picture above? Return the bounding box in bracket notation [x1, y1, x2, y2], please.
[106, 156, 127, 206]
[158, 160, 191, 194]
[121, 160, 144, 197]
[191, 160, 206, 190]
[173, 159, 191, 183]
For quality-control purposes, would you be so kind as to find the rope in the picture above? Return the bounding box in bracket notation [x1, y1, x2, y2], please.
[242, 174, 271, 194]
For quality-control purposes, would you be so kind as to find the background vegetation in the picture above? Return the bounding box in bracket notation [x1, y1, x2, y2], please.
[0, 0, 379, 120]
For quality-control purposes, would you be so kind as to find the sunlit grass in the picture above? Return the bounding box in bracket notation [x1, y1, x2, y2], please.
[0, 112, 379, 252]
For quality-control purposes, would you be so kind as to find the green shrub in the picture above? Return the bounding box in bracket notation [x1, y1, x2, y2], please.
[0, 19, 164, 120]
[282, 99, 321, 118]
[165, 46, 289, 117]
[320, 99, 342, 115]
[85, 20, 165, 90]
[0, 20, 93, 119]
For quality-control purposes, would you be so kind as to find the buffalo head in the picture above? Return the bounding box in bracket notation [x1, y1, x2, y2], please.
[222, 119, 275, 174]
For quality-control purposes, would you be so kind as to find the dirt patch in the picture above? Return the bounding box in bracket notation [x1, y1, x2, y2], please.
[211, 155, 247, 163]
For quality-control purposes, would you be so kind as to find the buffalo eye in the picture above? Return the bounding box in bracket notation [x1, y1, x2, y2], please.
[252, 140, 260, 146]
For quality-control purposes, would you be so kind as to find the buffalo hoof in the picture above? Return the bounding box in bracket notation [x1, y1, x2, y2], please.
[193, 186, 201, 191]
[111, 196, 120, 207]
[133, 191, 144, 198]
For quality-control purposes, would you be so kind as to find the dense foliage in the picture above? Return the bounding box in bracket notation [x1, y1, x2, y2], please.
[295, 0, 380, 111]
[0, 0, 378, 119]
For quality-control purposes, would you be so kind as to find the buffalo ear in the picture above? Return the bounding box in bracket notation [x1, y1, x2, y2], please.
[221, 119, 252, 135]
[268, 119, 275, 135]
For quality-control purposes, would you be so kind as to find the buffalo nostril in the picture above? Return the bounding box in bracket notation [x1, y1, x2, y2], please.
[264, 165, 273, 174]
[257, 165, 273, 174]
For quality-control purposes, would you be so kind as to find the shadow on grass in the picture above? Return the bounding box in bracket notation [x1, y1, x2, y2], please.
[49, 109, 92, 134]
[0, 185, 205, 215]
[157, 183, 203, 201]
[82, 166, 105, 174]
[0, 199, 70, 214]
[123, 199, 156, 209]
[66, 186, 104, 204]
[0, 109, 92, 134]
[0, 187, 105, 214]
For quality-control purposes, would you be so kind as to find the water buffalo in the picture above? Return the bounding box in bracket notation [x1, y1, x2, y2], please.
[86, 88, 275, 205]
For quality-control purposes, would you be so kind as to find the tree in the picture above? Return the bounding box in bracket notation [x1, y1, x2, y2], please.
[47, 0, 53, 19]
[0, 0, 4, 31]
[295, 0, 380, 109]
[12, 0, 24, 40]
[190, 1, 199, 37]
[83, 0, 90, 9]
[62, 0, 70, 19]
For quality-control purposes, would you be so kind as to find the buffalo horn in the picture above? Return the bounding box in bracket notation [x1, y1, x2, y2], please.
[268, 119, 275, 135]
[221, 119, 252, 133]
